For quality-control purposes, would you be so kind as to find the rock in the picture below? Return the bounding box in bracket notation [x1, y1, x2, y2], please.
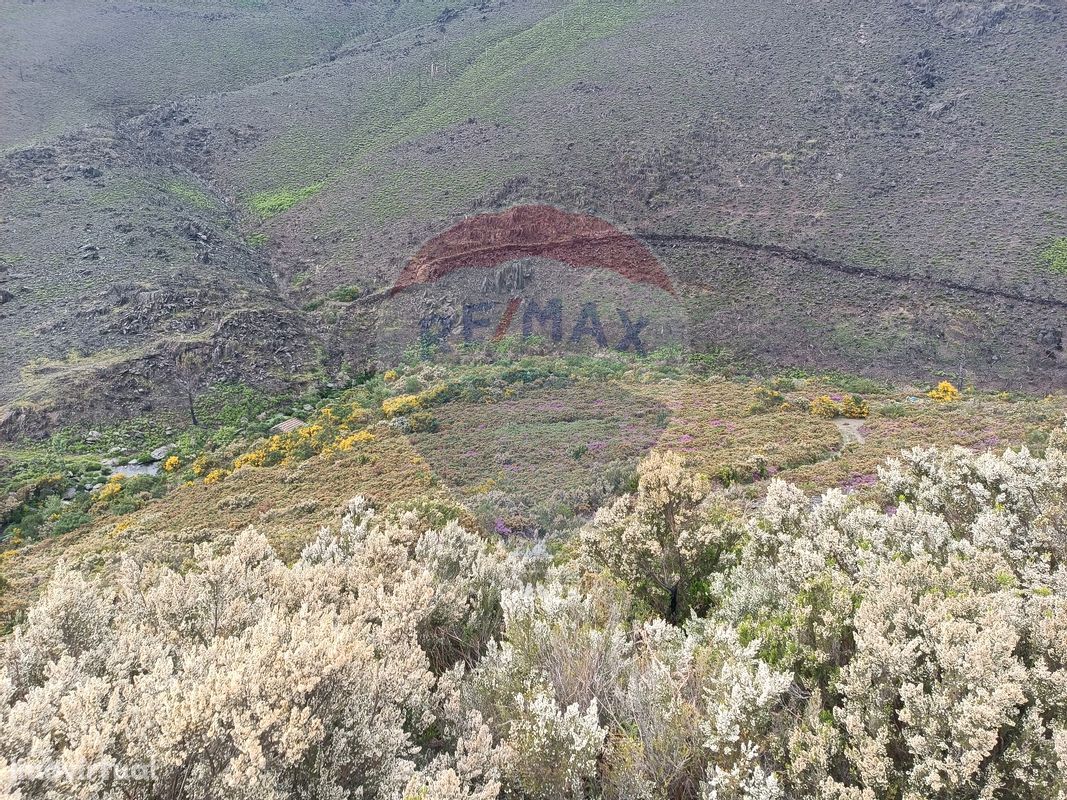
[127, 459, 139, 466]
[86, 430, 102, 442]
[270, 418, 306, 435]
[150, 445, 171, 461]
[0, 289, 13, 304]
[63, 487, 77, 500]
[102, 457, 122, 467]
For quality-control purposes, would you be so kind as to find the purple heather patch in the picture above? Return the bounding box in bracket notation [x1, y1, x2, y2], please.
[842, 473, 878, 491]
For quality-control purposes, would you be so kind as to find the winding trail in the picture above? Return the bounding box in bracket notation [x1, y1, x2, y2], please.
[637, 231, 1067, 311]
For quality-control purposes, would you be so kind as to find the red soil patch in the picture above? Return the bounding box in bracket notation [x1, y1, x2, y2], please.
[390, 205, 674, 296]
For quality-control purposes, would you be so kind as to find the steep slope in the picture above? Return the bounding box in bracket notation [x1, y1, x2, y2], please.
[0, 0, 471, 434]
[145, 0, 1067, 386]
[1, 0, 1065, 437]
[0, 0, 472, 149]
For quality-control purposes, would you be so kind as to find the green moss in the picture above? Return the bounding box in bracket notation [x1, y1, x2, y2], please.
[248, 182, 324, 218]
[1039, 237, 1067, 274]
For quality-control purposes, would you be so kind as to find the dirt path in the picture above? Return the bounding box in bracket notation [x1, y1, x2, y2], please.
[833, 418, 867, 445]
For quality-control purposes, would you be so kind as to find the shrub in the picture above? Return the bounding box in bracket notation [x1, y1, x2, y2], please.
[928, 380, 961, 402]
[808, 395, 840, 419]
[383, 393, 425, 417]
[327, 284, 364, 303]
[579, 451, 741, 622]
[406, 411, 438, 433]
[50, 510, 92, 536]
[839, 394, 869, 418]
[232, 450, 266, 470]
[94, 475, 124, 504]
[203, 468, 229, 485]
[2, 498, 517, 799]
[335, 430, 376, 451]
[748, 386, 786, 415]
[382, 385, 446, 418]
[5, 430, 1067, 800]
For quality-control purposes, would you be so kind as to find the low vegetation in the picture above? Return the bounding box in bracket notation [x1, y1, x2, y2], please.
[248, 181, 325, 218]
[3, 428, 1065, 799]
[1041, 237, 1067, 275]
[2, 355, 1064, 627]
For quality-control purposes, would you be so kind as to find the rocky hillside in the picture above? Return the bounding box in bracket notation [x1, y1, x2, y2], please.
[1, 0, 1065, 436]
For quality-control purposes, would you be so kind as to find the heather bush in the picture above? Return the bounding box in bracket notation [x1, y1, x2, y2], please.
[579, 451, 742, 622]
[0, 502, 517, 800]
[2, 426, 1066, 800]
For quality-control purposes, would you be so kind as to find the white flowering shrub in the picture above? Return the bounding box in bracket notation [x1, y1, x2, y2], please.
[0, 500, 516, 800]
[726, 436, 1067, 800]
[580, 451, 742, 622]
[301, 497, 517, 673]
[2, 427, 1066, 800]
[467, 576, 791, 800]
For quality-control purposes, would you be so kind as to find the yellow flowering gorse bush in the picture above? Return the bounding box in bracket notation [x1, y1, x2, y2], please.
[94, 475, 124, 503]
[203, 468, 229, 485]
[928, 380, 961, 402]
[809, 395, 840, 419]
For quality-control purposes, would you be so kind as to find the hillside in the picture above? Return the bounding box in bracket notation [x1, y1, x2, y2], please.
[3, 5, 1067, 797]
[1, 0, 1065, 438]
